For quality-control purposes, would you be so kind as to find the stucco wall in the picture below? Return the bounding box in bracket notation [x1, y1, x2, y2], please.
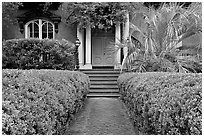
[53, 8, 77, 43]
[2, 23, 24, 40]
[2, 10, 25, 40]
[55, 22, 76, 43]
[3, 8, 77, 44]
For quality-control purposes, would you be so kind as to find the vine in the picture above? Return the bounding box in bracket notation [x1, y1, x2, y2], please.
[60, 2, 130, 30]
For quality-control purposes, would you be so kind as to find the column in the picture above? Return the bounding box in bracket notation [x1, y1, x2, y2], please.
[85, 25, 92, 69]
[123, 11, 129, 69]
[39, 19, 42, 39]
[115, 22, 121, 69]
[25, 24, 28, 38]
[77, 26, 84, 67]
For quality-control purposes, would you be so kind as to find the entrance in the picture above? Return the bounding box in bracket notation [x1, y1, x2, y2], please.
[92, 28, 115, 66]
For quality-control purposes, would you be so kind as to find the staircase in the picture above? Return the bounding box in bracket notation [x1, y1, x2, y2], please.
[80, 69, 120, 98]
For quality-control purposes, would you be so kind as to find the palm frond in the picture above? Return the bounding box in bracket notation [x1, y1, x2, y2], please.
[108, 2, 202, 73]
[178, 26, 201, 43]
[129, 22, 146, 37]
[105, 38, 125, 55]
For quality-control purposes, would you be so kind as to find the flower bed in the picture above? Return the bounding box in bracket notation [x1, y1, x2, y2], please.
[118, 72, 202, 135]
[2, 69, 90, 135]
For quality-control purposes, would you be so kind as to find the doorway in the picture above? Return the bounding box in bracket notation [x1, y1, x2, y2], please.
[91, 28, 115, 67]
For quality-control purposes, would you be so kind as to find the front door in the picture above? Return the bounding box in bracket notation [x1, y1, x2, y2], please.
[92, 28, 115, 66]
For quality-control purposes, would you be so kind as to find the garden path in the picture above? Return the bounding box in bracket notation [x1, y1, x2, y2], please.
[65, 98, 136, 135]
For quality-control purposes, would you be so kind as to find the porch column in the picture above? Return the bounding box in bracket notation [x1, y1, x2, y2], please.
[115, 22, 121, 69]
[123, 11, 129, 69]
[77, 26, 84, 67]
[85, 25, 92, 69]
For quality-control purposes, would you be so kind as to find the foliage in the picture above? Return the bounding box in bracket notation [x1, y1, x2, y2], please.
[2, 38, 76, 70]
[117, 72, 202, 135]
[111, 2, 202, 73]
[2, 2, 22, 40]
[2, 69, 90, 135]
[59, 2, 130, 30]
[2, 2, 22, 24]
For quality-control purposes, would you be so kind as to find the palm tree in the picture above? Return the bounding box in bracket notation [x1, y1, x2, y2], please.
[109, 2, 202, 73]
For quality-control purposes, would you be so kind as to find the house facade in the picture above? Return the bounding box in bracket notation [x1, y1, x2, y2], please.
[4, 3, 131, 70]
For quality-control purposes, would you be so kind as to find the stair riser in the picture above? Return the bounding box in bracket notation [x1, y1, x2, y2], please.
[89, 76, 118, 78]
[89, 90, 118, 94]
[91, 82, 117, 85]
[90, 88, 119, 92]
[89, 92, 119, 94]
[90, 91, 118, 93]
[90, 83, 118, 86]
[81, 69, 120, 97]
[87, 96, 120, 98]
[83, 72, 120, 74]
[87, 94, 120, 98]
[86, 72, 119, 74]
[89, 78, 117, 82]
[81, 69, 119, 72]
[90, 87, 118, 89]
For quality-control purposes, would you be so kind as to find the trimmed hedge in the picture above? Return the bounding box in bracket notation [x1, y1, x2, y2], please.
[118, 72, 202, 135]
[2, 69, 90, 135]
[2, 38, 76, 70]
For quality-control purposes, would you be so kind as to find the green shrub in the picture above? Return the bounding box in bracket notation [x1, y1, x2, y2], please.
[2, 38, 76, 70]
[118, 72, 202, 135]
[2, 69, 90, 135]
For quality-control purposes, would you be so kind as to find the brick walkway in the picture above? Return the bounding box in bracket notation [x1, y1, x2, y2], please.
[65, 98, 136, 135]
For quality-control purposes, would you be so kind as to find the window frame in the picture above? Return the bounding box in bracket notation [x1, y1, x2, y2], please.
[25, 19, 55, 39]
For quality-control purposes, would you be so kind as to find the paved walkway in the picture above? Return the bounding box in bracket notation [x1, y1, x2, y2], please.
[65, 98, 136, 135]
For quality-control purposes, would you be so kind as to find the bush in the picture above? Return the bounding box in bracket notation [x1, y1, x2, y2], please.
[2, 38, 76, 70]
[2, 69, 90, 135]
[118, 72, 202, 135]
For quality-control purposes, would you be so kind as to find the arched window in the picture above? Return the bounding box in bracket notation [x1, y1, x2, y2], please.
[25, 19, 55, 39]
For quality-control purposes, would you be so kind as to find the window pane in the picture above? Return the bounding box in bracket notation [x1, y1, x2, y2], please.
[42, 21, 54, 39]
[42, 20, 46, 24]
[48, 23, 53, 32]
[26, 19, 54, 39]
[28, 23, 33, 37]
[48, 33, 53, 39]
[34, 23, 39, 38]
[42, 33, 47, 39]
[48, 23, 53, 38]
[42, 22, 48, 39]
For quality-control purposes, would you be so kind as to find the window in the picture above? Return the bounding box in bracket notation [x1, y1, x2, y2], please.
[25, 19, 54, 39]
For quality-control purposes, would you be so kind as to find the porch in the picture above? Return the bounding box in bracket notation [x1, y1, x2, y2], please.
[76, 13, 129, 69]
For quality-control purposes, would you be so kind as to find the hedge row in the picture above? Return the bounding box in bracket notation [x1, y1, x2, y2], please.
[2, 69, 90, 135]
[2, 38, 76, 70]
[118, 72, 202, 135]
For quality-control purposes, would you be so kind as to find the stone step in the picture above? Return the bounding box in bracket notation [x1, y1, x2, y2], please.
[90, 85, 118, 89]
[91, 81, 117, 85]
[89, 74, 118, 77]
[81, 68, 120, 71]
[87, 93, 120, 98]
[82, 69, 120, 98]
[89, 89, 119, 93]
[81, 70, 120, 74]
[88, 75, 119, 78]
[90, 77, 118, 81]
